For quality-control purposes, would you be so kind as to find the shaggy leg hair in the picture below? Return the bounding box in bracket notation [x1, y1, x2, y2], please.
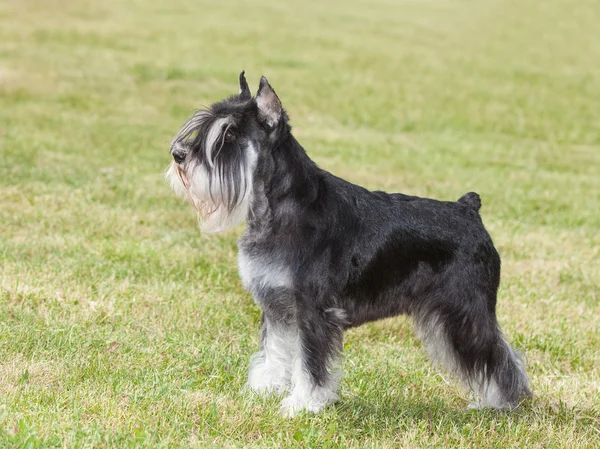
[415, 310, 530, 410]
[166, 71, 532, 417]
[247, 317, 296, 395]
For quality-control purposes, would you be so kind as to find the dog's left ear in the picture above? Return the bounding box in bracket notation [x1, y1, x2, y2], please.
[239, 70, 251, 100]
[256, 76, 283, 127]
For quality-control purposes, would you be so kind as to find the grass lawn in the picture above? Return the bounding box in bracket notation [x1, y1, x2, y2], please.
[1, 0, 599, 447]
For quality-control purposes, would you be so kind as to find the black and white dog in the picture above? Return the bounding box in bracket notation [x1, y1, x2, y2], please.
[166, 72, 531, 417]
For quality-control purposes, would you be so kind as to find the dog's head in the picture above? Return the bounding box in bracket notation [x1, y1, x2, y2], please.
[165, 72, 288, 233]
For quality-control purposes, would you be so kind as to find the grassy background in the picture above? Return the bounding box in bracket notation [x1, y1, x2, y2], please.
[1, 0, 599, 447]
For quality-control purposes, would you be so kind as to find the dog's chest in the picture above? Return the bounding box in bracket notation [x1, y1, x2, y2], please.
[237, 249, 293, 298]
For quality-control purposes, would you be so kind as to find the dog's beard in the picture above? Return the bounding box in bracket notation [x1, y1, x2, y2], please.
[166, 113, 256, 233]
[166, 155, 254, 233]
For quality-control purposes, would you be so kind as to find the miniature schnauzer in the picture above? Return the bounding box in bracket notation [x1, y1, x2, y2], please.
[165, 72, 531, 417]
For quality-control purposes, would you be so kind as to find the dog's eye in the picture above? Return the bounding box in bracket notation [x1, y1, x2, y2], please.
[224, 129, 235, 142]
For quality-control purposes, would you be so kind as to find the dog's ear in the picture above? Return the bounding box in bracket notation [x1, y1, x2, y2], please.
[256, 76, 283, 127]
[239, 70, 251, 100]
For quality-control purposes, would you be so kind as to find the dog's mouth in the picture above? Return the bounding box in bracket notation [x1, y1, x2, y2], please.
[175, 164, 190, 189]
[174, 164, 222, 220]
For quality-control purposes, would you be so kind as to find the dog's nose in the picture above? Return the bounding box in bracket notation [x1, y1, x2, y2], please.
[171, 144, 187, 164]
[172, 150, 185, 164]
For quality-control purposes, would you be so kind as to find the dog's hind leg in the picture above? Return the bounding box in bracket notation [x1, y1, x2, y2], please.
[465, 337, 531, 410]
[280, 306, 346, 417]
[414, 294, 531, 410]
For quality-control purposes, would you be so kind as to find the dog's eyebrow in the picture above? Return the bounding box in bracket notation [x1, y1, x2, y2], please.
[205, 116, 235, 167]
[218, 116, 237, 127]
[171, 109, 213, 145]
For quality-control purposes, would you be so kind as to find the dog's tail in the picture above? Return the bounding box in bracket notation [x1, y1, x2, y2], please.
[457, 192, 481, 212]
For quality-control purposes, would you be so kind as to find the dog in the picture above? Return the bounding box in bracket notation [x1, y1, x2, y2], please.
[165, 72, 532, 417]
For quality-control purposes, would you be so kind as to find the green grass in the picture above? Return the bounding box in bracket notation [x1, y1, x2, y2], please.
[1, 0, 599, 447]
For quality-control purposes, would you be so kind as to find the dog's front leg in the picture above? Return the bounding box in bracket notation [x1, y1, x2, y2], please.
[247, 313, 297, 395]
[246, 284, 299, 395]
[280, 305, 345, 417]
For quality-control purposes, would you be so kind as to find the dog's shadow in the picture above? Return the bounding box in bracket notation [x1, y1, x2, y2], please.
[335, 394, 471, 427]
[332, 393, 598, 434]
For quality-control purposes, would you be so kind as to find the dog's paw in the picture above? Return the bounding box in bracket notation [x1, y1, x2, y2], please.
[467, 401, 483, 410]
[279, 390, 338, 418]
[280, 395, 314, 418]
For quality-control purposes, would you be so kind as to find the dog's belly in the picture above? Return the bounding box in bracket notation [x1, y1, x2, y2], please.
[341, 291, 411, 328]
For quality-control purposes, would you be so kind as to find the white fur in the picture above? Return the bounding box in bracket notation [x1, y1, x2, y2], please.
[237, 251, 292, 296]
[165, 141, 257, 234]
[415, 314, 459, 376]
[204, 117, 233, 167]
[165, 160, 188, 199]
[468, 378, 505, 410]
[247, 322, 297, 394]
[279, 340, 340, 417]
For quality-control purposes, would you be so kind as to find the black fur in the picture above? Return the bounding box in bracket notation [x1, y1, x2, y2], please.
[168, 72, 532, 413]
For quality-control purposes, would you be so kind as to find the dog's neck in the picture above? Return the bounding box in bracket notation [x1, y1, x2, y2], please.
[247, 133, 320, 231]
